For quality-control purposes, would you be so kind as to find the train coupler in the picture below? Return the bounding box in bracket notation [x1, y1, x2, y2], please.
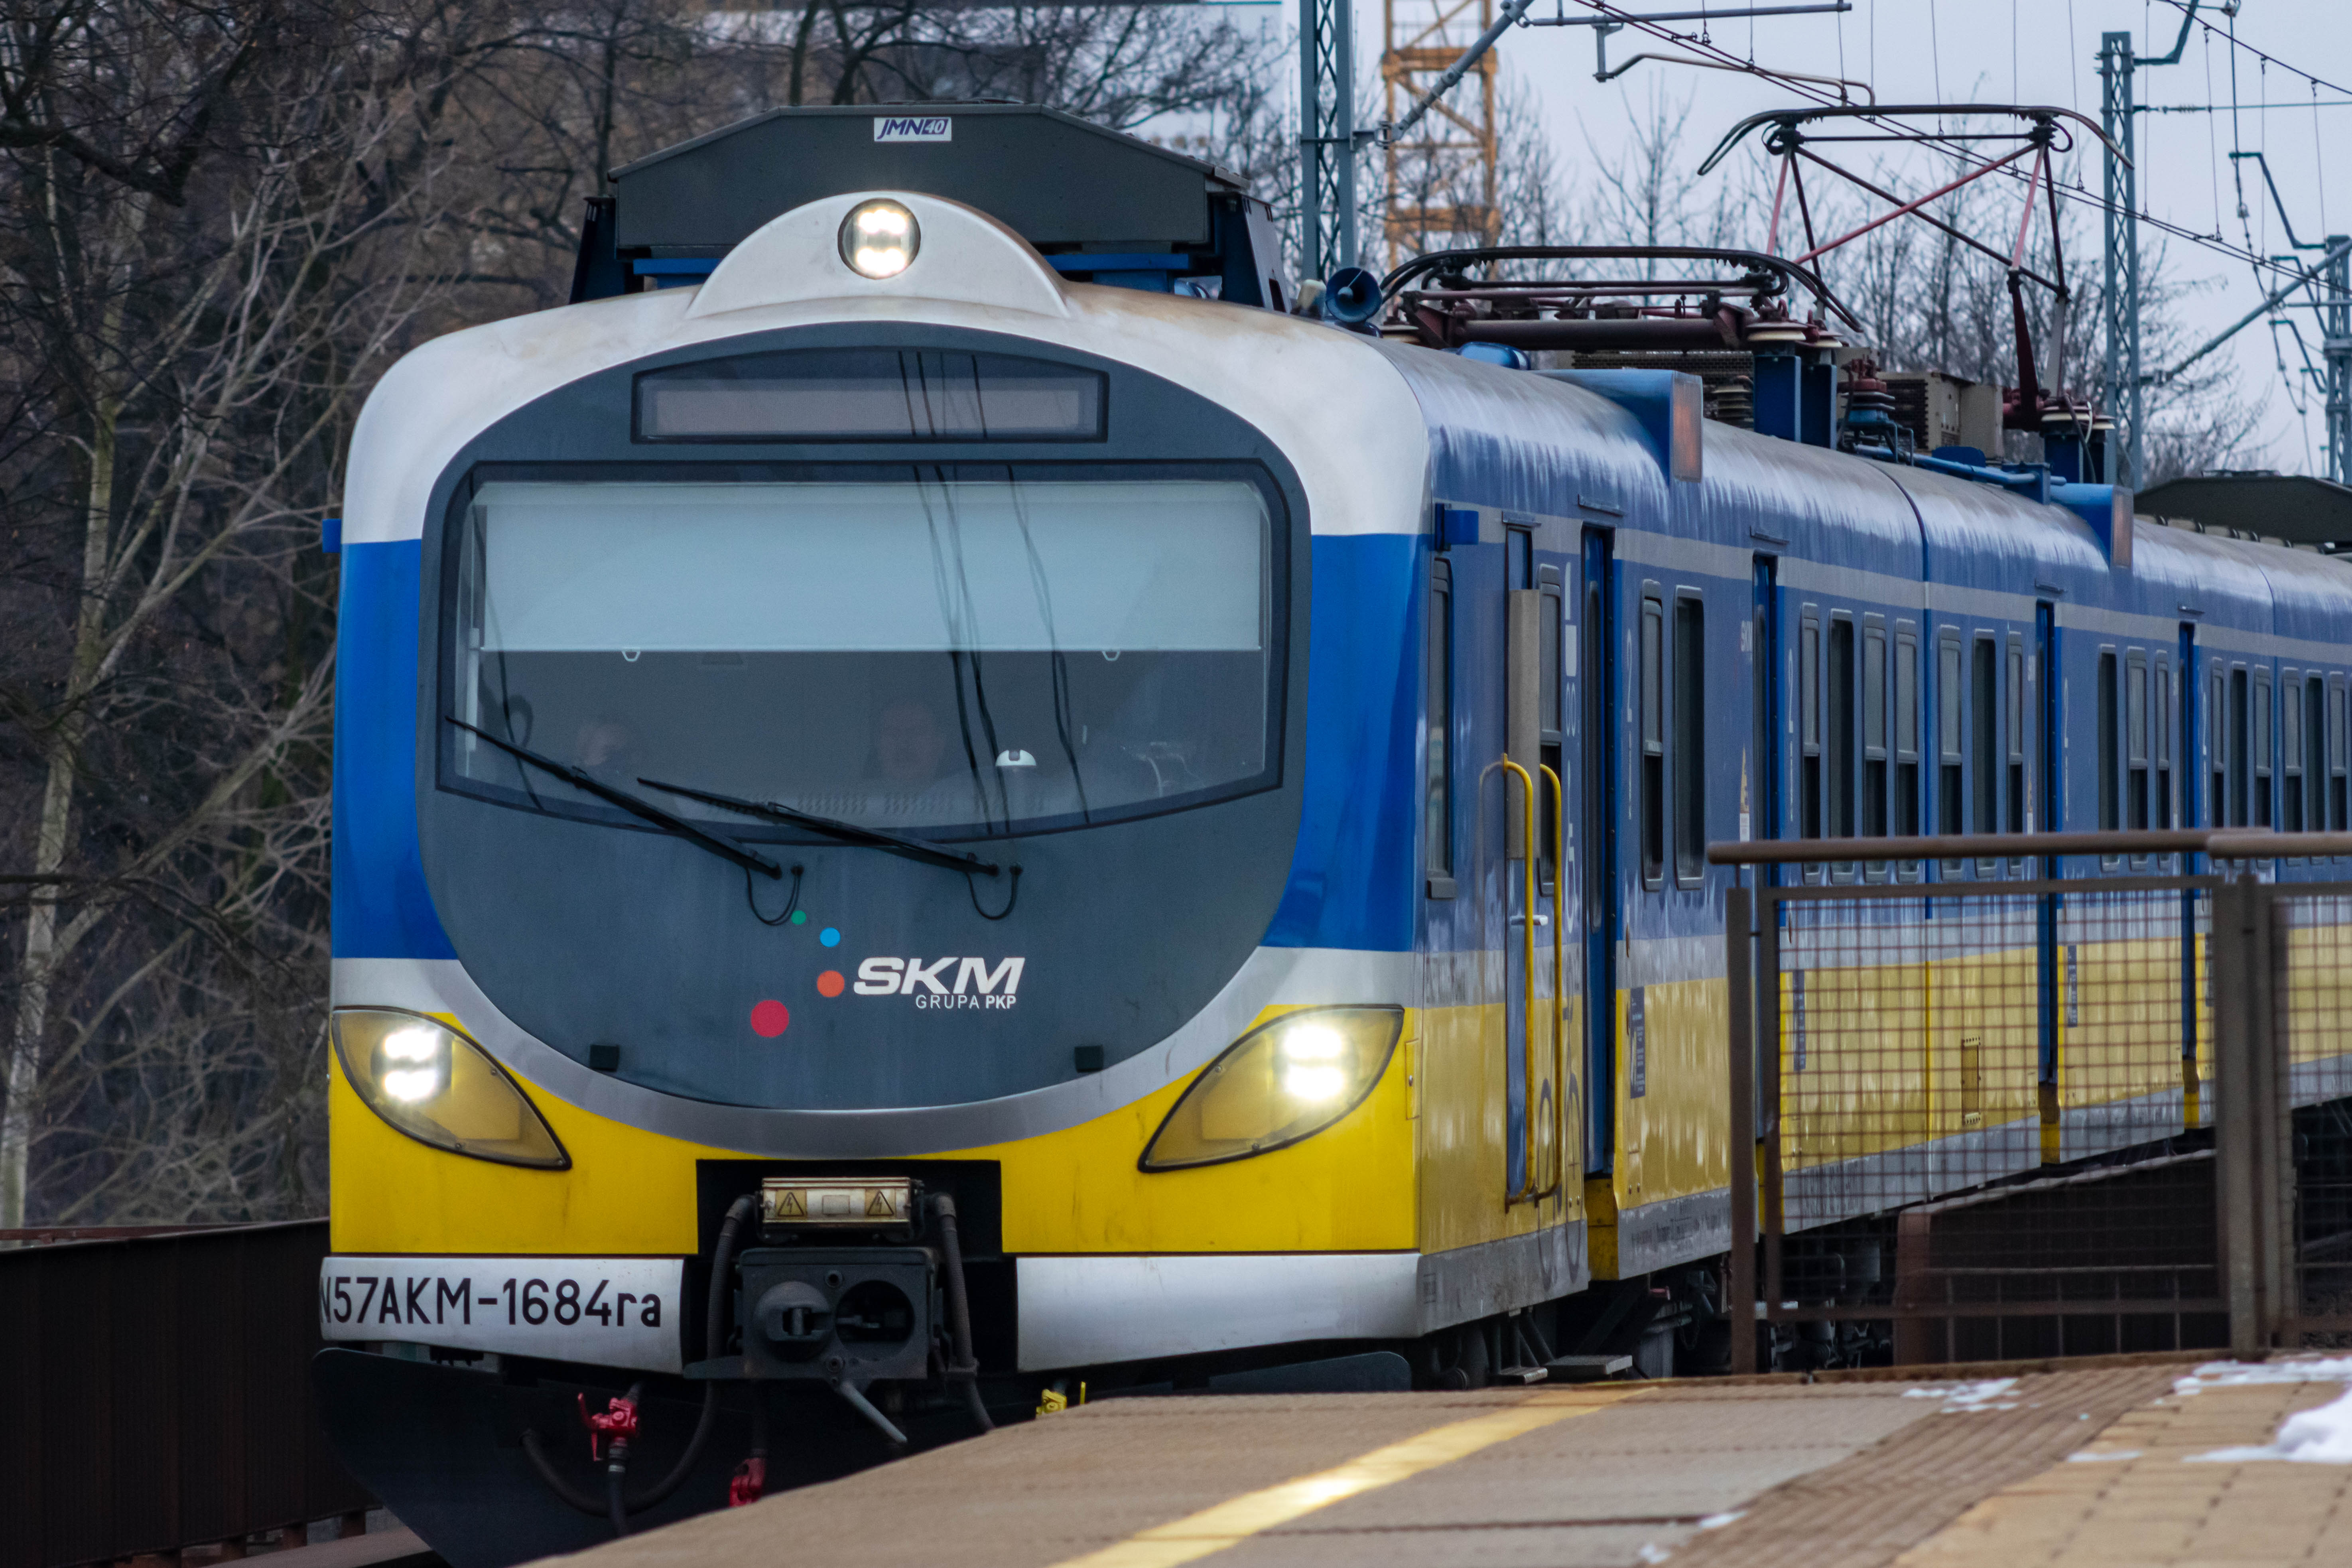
[681, 1176, 991, 1446]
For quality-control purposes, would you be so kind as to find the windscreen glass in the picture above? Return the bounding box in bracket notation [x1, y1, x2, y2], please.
[447, 476, 1278, 836]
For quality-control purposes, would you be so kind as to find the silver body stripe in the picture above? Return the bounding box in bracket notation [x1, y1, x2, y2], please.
[1777, 558, 1923, 607]
[1611, 529, 1754, 581]
[2057, 601, 2199, 642]
[332, 946, 1412, 1156]
[1016, 1253, 1420, 1369]
[1925, 581, 2041, 622]
[2193, 621, 2352, 665]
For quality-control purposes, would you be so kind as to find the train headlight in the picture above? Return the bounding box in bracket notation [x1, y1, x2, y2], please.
[1139, 1007, 1402, 1171]
[330, 1009, 569, 1170]
[839, 199, 919, 279]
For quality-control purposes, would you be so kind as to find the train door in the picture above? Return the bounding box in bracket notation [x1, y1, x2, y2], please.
[1494, 524, 1564, 1203]
[2180, 622, 2202, 1120]
[1748, 560, 1778, 1170]
[1534, 561, 1571, 1194]
[1580, 530, 1616, 1175]
[2035, 604, 2060, 1107]
[1752, 560, 1779, 869]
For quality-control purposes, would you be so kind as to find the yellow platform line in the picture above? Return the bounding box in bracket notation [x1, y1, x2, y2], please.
[1048, 1385, 1646, 1568]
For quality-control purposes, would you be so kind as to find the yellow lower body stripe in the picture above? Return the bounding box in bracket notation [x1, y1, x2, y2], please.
[1050, 1386, 1645, 1568]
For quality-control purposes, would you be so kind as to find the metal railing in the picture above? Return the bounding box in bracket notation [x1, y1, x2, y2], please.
[1715, 828, 2352, 1371]
[2213, 873, 2352, 1349]
[0, 1220, 374, 1568]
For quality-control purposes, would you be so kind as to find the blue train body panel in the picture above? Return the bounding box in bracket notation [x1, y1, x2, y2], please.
[1265, 533, 1424, 953]
[332, 540, 455, 962]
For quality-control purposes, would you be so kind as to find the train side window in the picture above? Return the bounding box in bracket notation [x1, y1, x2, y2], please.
[2155, 658, 2174, 831]
[1895, 624, 1921, 856]
[1539, 565, 1565, 893]
[1426, 558, 1453, 892]
[2096, 650, 2119, 844]
[1938, 631, 1963, 873]
[2007, 634, 2027, 835]
[1641, 591, 1665, 889]
[1828, 617, 1856, 864]
[1863, 619, 1889, 866]
[2254, 668, 2273, 830]
[2125, 650, 2150, 834]
[2305, 676, 2325, 835]
[1673, 593, 1706, 885]
[1800, 610, 1822, 849]
[2285, 669, 2306, 843]
[2173, 658, 2192, 832]
[2215, 668, 2233, 827]
[1971, 635, 1998, 875]
[2331, 676, 2349, 833]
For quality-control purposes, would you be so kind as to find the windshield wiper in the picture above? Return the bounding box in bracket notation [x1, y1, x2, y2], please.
[637, 776, 1000, 878]
[448, 719, 783, 881]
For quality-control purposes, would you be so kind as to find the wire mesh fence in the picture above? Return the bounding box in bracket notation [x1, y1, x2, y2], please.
[1718, 831, 2352, 1371]
[2275, 888, 2352, 1347]
[1745, 877, 2219, 1368]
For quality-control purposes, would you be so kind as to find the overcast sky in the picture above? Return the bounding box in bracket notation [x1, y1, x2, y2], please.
[1313, 0, 2352, 477]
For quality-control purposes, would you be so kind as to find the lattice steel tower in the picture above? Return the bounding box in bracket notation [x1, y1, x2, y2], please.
[1380, 0, 1502, 271]
[1298, 0, 1359, 280]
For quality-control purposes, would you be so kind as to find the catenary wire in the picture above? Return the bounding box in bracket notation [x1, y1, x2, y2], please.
[1554, 0, 2334, 288]
[2151, 0, 2352, 102]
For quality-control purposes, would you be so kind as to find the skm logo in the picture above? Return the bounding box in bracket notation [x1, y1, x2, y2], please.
[853, 956, 1024, 1009]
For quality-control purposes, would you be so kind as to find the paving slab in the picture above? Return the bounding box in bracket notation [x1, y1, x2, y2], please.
[527, 1360, 2352, 1568]
[1213, 1384, 1936, 1567]
[1890, 1375, 2352, 1566]
[1661, 1366, 2182, 1568]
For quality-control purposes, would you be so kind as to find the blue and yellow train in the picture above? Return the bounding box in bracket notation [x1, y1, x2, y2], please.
[311, 105, 2352, 1564]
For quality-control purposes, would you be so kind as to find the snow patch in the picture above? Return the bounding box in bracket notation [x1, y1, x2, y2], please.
[2171, 1356, 2352, 1397]
[1903, 1377, 2020, 1412]
[2064, 1450, 2141, 1463]
[1696, 1511, 1745, 1530]
[2187, 1385, 2352, 1465]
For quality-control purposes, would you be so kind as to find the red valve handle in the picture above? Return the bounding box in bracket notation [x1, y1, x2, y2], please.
[727, 1456, 766, 1507]
[577, 1393, 640, 1461]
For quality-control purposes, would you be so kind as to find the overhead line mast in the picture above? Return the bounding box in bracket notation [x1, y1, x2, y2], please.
[1298, 0, 1358, 280]
[2099, 3, 2203, 489]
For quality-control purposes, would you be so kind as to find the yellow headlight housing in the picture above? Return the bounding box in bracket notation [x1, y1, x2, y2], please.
[330, 1009, 569, 1170]
[1139, 1006, 1402, 1171]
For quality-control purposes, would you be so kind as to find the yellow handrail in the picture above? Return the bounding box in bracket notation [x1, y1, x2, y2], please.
[1501, 757, 1539, 1206]
[1532, 763, 1568, 1203]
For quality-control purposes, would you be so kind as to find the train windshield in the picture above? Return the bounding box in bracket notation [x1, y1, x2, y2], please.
[447, 475, 1278, 837]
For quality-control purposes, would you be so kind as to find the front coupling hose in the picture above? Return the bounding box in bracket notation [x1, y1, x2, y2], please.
[585, 1383, 643, 1536]
[522, 1193, 759, 1530]
[929, 1193, 993, 1434]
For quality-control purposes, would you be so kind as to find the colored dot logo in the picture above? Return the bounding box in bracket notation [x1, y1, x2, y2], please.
[790, 910, 808, 926]
[749, 999, 790, 1038]
[819, 927, 842, 947]
[816, 971, 846, 998]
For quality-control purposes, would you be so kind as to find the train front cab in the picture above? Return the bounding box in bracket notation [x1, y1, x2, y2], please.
[320, 183, 1625, 1516]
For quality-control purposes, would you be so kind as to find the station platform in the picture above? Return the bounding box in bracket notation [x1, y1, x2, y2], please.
[538, 1355, 2352, 1568]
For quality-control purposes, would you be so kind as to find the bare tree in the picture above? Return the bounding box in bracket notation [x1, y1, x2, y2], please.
[0, 0, 1292, 1227]
[1573, 83, 1750, 252]
[0, 2, 478, 1225]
